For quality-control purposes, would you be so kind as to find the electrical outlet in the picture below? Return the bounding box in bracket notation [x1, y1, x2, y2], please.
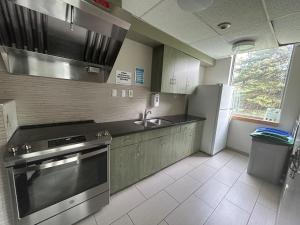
[112, 89, 117, 97]
[128, 90, 133, 98]
[121, 90, 126, 97]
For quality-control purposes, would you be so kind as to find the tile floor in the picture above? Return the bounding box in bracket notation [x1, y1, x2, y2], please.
[76, 149, 282, 225]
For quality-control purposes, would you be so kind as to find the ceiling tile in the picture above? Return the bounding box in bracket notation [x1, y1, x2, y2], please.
[122, 0, 162, 17]
[192, 36, 232, 59]
[141, 0, 217, 44]
[272, 12, 300, 45]
[196, 0, 268, 35]
[264, 0, 300, 20]
[222, 23, 278, 50]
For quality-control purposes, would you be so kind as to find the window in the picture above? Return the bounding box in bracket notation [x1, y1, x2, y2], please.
[231, 45, 293, 123]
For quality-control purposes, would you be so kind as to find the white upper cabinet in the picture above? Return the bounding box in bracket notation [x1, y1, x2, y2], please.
[151, 45, 200, 94]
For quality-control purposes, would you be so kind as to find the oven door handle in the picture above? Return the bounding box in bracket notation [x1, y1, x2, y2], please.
[13, 147, 107, 174]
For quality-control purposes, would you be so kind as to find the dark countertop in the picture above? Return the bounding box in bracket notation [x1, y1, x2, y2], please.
[8, 114, 205, 146]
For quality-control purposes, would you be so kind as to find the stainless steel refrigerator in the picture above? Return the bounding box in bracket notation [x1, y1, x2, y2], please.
[276, 118, 300, 225]
[188, 84, 233, 155]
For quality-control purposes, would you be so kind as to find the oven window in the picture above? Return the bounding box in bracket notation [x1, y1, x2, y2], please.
[14, 149, 107, 218]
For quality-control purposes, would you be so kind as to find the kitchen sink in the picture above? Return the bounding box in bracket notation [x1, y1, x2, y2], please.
[147, 118, 172, 126]
[134, 118, 172, 128]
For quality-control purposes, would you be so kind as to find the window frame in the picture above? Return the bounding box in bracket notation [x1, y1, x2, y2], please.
[229, 46, 294, 125]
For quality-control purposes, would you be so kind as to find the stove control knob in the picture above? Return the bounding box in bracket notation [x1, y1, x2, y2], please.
[9, 146, 18, 154]
[23, 144, 32, 152]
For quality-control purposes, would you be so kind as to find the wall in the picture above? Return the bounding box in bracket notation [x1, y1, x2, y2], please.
[0, 106, 12, 225]
[0, 38, 191, 225]
[204, 46, 300, 154]
[203, 57, 232, 85]
[0, 39, 187, 126]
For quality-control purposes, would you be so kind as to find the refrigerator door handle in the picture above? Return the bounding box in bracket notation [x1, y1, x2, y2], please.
[289, 147, 300, 179]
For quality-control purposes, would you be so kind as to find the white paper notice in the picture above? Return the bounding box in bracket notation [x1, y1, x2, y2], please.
[116, 70, 132, 85]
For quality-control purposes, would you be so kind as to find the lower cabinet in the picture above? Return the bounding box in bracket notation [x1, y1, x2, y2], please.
[139, 137, 162, 179]
[110, 121, 203, 193]
[110, 144, 140, 193]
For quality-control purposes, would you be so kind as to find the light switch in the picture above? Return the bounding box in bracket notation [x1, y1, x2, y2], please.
[112, 89, 117, 97]
[121, 89, 126, 97]
[128, 89, 133, 98]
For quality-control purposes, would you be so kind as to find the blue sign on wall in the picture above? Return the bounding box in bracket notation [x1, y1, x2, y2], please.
[135, 67, 144, 85]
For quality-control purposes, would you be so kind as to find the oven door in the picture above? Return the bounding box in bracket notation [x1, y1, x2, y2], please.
[10, 145, 109, 225]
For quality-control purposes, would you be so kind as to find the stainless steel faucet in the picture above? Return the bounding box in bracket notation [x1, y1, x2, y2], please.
[143, 109, 152, 124]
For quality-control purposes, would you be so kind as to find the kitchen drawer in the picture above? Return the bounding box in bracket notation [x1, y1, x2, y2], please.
[180, 122, 198, 132]
[111, 133, 142, 149]
[140, 127, 172, 141]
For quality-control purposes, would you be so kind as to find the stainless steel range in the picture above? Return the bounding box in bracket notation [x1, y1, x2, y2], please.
[4, 121, 112, 225]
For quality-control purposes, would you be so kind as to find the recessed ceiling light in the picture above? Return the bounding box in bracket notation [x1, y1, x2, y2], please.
[232, 40, 256, 53]
[177, 0, 214, 12]
[217, 22, 231, 30]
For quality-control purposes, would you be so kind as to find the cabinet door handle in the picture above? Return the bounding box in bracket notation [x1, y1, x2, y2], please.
[170, 78, 176, 85]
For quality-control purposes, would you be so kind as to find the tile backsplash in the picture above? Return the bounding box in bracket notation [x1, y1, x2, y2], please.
[0, 38, 188, 225]
[0, 38, 187, 126]
[0, 68, 187, 126]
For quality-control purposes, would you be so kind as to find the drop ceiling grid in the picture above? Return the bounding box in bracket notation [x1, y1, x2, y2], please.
[272, 12, 300, 44]
[222, 22, 278, 49]
[195, 0, 269, 35]
[191, 36, 233, 59]
[264, 0, 300, 19]
[122, 0, 300, 59]
[122, 0, 163, 17]
[141, 0, 218, 44]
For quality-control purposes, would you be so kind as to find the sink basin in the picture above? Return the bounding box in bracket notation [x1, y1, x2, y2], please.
[147, 118, 172, 126]
[134, 120, 157, 128]
[134, 118, 172, 128]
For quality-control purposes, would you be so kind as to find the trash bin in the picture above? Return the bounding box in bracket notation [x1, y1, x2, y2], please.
[247, 127, 294, 184]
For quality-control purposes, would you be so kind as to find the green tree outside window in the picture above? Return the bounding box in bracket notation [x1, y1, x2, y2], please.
[231, 45, 293, 121]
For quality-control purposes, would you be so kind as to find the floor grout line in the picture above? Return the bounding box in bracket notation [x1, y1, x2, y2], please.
[202, 163, 246, 225]
[93, 215, 99, 225]
[127, 212, 135, 225]
[245, 181, 263, 225]
[101, 150, 278, 225]
[158, 156, 235, 224]
[163, 189, 181, 204]
[134, 184, 148, 200]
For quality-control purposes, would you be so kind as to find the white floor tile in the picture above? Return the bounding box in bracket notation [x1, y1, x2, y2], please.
[128, 191, 178, 225]
[213, 151, 235, 163]
[238, 171, 263, 190]
[110, 215, 134, 225]
[75, 216, 97, 225]
[165, 195, 213, 225]
[188, 164, 217, 185]
[214, 167, 241, 186]
[225, 181, 259, 213]
[181, 152, 210, 168]
[165, 175, 201, 203]
[226, 155, 248, 172]
[257, 182, 282, 211]
[248, 203, 277, 225]
[94, 186, 146, 225]
[205, 200, 250, 225]
[204, 157, 228, 169]
[163, 161, 194, 180]
[136, 171, 174, 198]
[194, 179, 230, 209]
[158, 220, 169, 225]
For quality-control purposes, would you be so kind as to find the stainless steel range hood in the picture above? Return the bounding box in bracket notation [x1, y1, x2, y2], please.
[0, 0, 130, 82]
